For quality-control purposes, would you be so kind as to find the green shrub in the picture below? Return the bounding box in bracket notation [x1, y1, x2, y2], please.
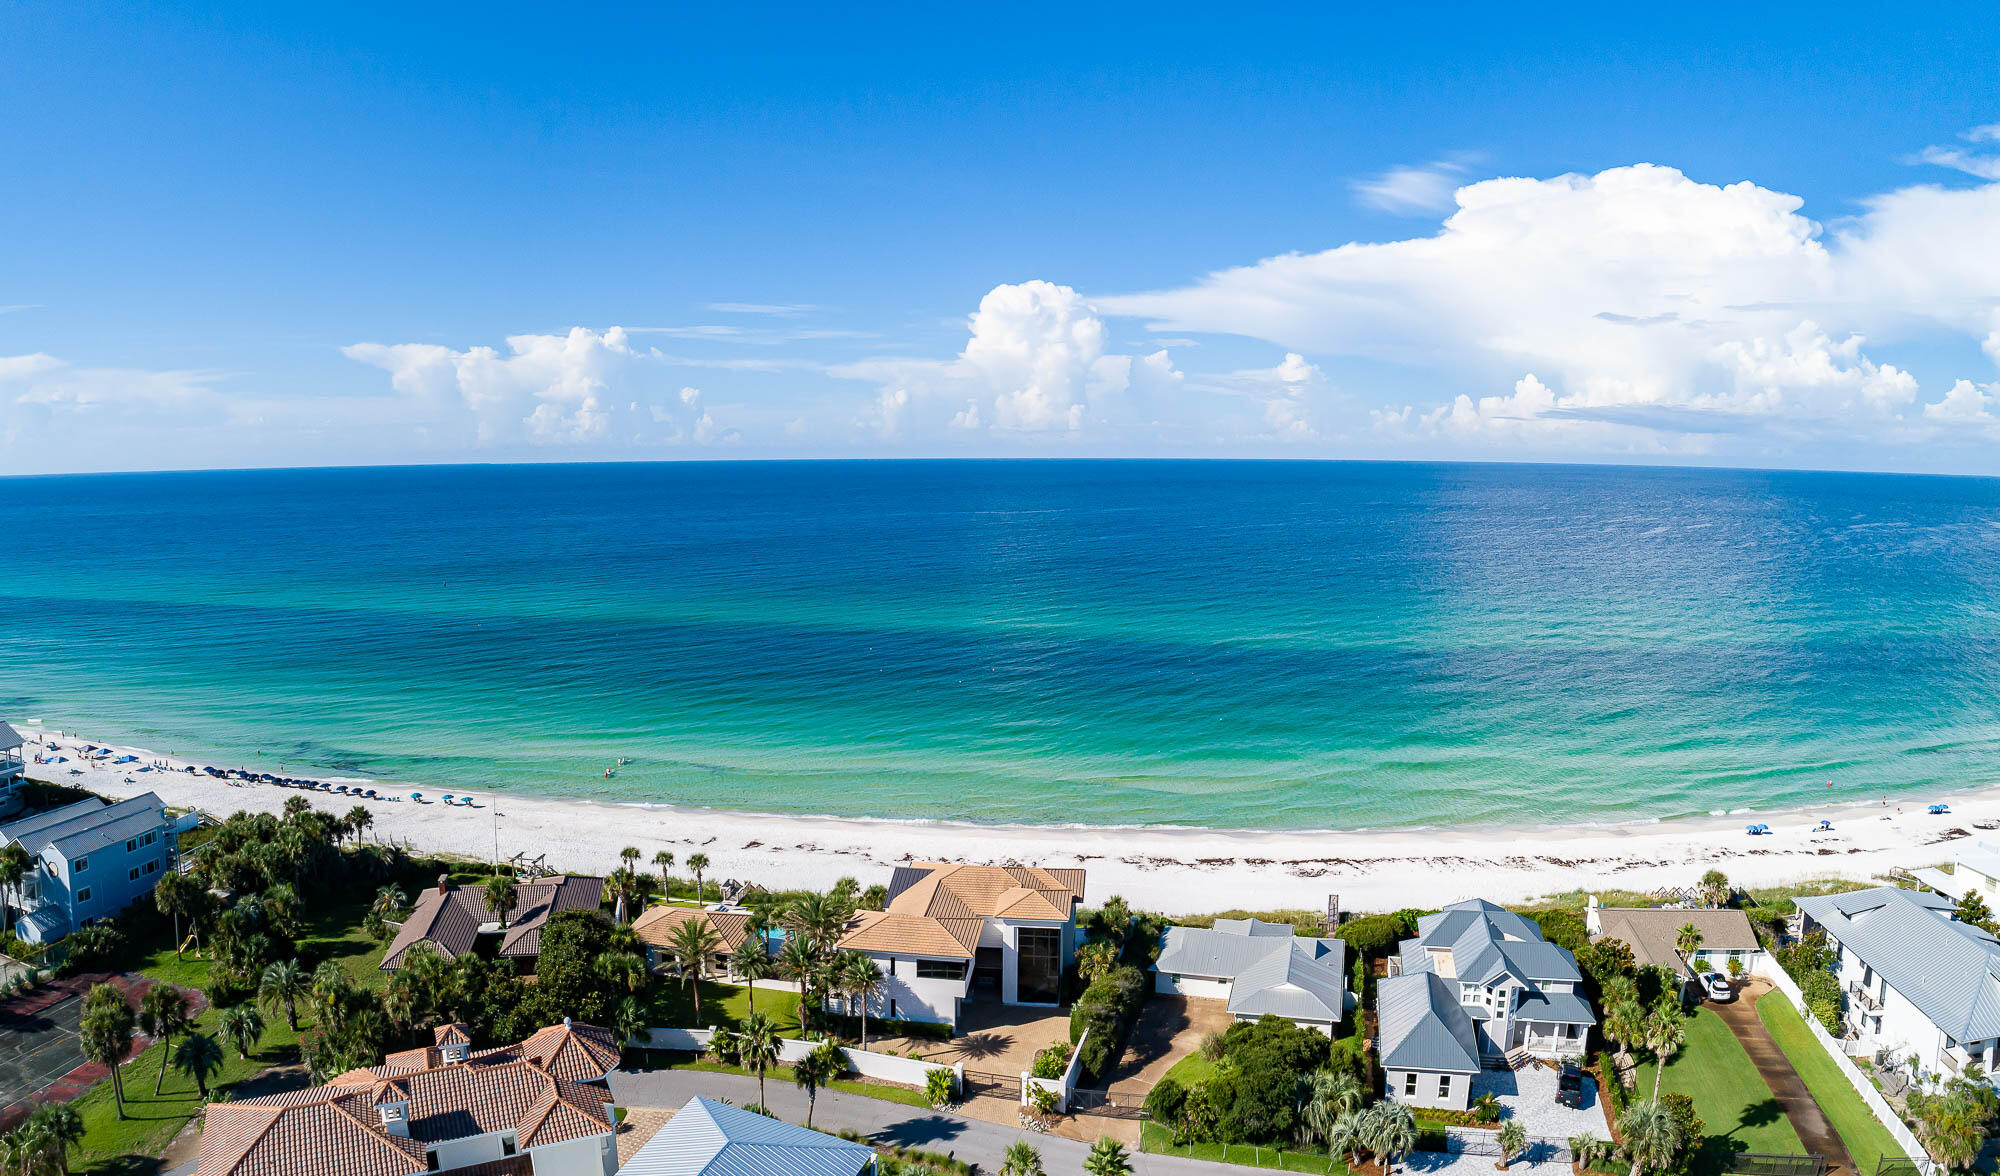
[924, 1067, 956, 1108]
[1030, 1040, 1072, 1080]
[1145, 1076, 1187, 1125]
[1333, 913, 1408, 957]
[1068, 964, 1147, 1082]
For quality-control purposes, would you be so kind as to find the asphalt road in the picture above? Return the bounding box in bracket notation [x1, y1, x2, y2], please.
[608, 1066, 1257, 1174]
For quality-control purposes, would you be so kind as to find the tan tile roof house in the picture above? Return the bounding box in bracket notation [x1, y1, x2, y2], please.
[631, 905, 756, 971]
[835, 862, 1086, 1026]
[1586, 901, 1761, 980]
[381, 874, 605, 971]
[196, 1021, 620, 1176]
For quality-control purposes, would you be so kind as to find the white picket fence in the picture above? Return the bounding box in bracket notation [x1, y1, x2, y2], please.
[632, 1026, 962, 1093]
[1021, 1028, 1090, 1112]
[1751, 956, 1934, 1172]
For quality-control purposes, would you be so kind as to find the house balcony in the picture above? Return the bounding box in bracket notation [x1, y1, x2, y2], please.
[1846, 982, 1883, 1013]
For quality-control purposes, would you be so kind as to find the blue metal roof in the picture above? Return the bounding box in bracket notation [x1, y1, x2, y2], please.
[619, 1098, 875, 1176]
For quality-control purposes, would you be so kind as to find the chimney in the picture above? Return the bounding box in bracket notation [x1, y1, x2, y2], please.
[437, 873, 450, 896]
[377, 1100, 411, 1138]
[1585, 894, 1602, 936]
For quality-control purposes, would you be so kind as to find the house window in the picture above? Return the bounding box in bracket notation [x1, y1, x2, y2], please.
[916, 959, 967, 980]
[125, 839, 137, 852]
[73, 856, 87, 873]
[76, 887, 90, 903]
[143, 831, 157, 846]
[129, 867, 141, 881]
[143, 860, 158, 875]
[1016, 928, 1063, 1004]
[1404, 1073, 1418, 1096]
[1565, 1024, 1580, 1040]
[1438, 1075, 1452, 1100]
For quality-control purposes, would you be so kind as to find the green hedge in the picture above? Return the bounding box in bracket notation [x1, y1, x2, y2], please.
[1070, 964, 1148, 1081]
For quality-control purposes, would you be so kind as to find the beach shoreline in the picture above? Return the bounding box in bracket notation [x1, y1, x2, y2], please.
[15, 721, 1985, 915]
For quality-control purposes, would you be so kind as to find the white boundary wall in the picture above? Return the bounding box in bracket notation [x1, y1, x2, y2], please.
[1751, 956, 1933, 1172]
[632, 1027, 962, 1094]
[1021, 1028, 1090, 1112]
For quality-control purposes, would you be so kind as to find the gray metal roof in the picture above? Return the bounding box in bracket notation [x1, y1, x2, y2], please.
[617, 1097, 875, 1176]
[1378, 972, 1481, 1073]
[1157, 923, 1348, 1024]
[0, 723, 22, 750]
[1797, 886, 2000, 1042]
[1516, 989, 1596, 1025]
[1, 794, 170, 860]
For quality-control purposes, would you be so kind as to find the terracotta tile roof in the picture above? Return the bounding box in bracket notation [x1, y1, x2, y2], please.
[381, 875, 605, 970]
[194, 1022, 618, 1176]
[630, 905, 753, 955]
[435, 1022, 473, 1047]
[886, 863, 1083, 922]
[837, 910, 981, 959]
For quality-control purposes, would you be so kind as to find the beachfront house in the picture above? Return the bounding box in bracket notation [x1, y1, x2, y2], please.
[196, 1019, 622, 1176]
[1379, 898, 1594, 1107]
[1586, 897, 1762, 995]
[617, 1096, 878, 1176]
[632, 903, 768, 978]
[0, 722, 26, 820]
[834, 862, 1085, 1031]
[1909, 841, 2000, 906]
[381, 873, 605, 973]
[0, 792, 192, 944]
[1796, 886, 2000, 1083]
[1152, 917, 1351, 1034]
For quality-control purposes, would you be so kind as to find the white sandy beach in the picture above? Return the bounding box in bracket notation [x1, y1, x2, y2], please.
[15, 721, 1987, 915]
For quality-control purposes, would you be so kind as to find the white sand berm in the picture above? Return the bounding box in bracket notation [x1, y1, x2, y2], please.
[16, 722, 1982, 915]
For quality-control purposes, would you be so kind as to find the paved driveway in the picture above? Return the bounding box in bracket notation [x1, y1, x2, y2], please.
[1708, 978, 1854, 1176]
[1107, 997, 1233, 1095]
[1472, 1062, 1610, 1138]
[874, 1001, 1074, 1077]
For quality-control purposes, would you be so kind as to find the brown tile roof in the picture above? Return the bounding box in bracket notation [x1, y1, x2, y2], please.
[381, 875, 605, 970]
[887, 863, 1084, 923]
[631, 905, 753, 955]
[838, 910, 982, 959]
[1591, 907, 1760, 979]
[195, 1022, 619, 1176]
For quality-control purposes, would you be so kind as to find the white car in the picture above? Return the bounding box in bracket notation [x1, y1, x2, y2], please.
[1702, 972, 1734, 1001]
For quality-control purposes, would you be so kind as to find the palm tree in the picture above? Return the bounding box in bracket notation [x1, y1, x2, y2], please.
[1646, 1003, 1688, 1100]
[1328, 1111, 1370, 1166]
[839, 952, 886, 1047]
[792, 1039, 845, 1128]
[4, 1121, 49, 1176]
[1000, 1139, 1046, 1176]
[620, 845, 642, 874]
[1570, 1135, 1608, 1173]
[140, 983, 193, 1095]
[1367, 1101, 1419, 1176]
[778, 934, 823, 1030]
[0, 842, 29, 936]
[1674, 923, 1704, 982]
[736, 934, 774, 1015]
[218, 1004, 265, 1061]
[1618, 1100, 1684, 1176]
[738, 1012, 781, 1109]
[79, 985, 135, 1121]
[608, 867, 643, 924]
[1076, 941, 1118, 987]
[653, 850, 675, 896]
[1299, 1068, 1364, 1146]
[484, 872, 518, 929]
[28, 1103, 82, 1175]
[1498, 1120, 1529, 1168]
[667, 918, 727, 1023]
[259, 959, 307, 1031]
[372, 883, 406, 916]
[153, 870, 199, 959]
[687, 853, 709, 904]
[345, 805, 373, 844]
[784, 892, 845, 952]
[1082, 1137, 1133, 1176]
[613, 995, 647, 1050]
[1698, 869, 1732, 908]
[173, 1033, 225, 1099]
[1606, 996, 1648, 1065]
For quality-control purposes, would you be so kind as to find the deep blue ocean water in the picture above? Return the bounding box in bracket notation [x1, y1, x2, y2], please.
[1, 460, 1997, 829]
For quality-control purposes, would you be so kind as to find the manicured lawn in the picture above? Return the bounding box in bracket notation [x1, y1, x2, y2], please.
[637, 1053, 933, 1110]
[1633, 1007, 1804, 1171]
[1757, 993, 1908, 1175]
[647, 978, 802, 1034]
[71, 891, 388, 1174]
[1161, 1044, 1221, 1088]
[1140, 1121, 1349, 1172]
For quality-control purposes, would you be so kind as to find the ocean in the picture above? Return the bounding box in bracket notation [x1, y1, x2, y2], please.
[2, 460, 1997, 830]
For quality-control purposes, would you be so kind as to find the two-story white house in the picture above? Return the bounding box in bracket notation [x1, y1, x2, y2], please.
[1796, 886, 2000, 1084]
[197, 1019, 623, 1176]
[0, 792, 193, 944]
[1379, 899, 1595, 1109]
[836, 862, 1084, 1031]
[0, 723, 27, 821]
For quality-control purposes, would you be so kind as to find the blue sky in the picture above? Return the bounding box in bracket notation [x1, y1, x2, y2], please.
[5, 3, 2000, 474]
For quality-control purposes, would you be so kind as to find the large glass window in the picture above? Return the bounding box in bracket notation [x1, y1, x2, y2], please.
[915, 959, 966, 980]
[1016, 928, 1062, 1004]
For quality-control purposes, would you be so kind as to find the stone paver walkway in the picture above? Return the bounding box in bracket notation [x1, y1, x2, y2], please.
[1709, 978, 1854, 1176]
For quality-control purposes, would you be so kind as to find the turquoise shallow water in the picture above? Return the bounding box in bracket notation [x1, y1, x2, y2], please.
[1, 460, 1998, 829]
